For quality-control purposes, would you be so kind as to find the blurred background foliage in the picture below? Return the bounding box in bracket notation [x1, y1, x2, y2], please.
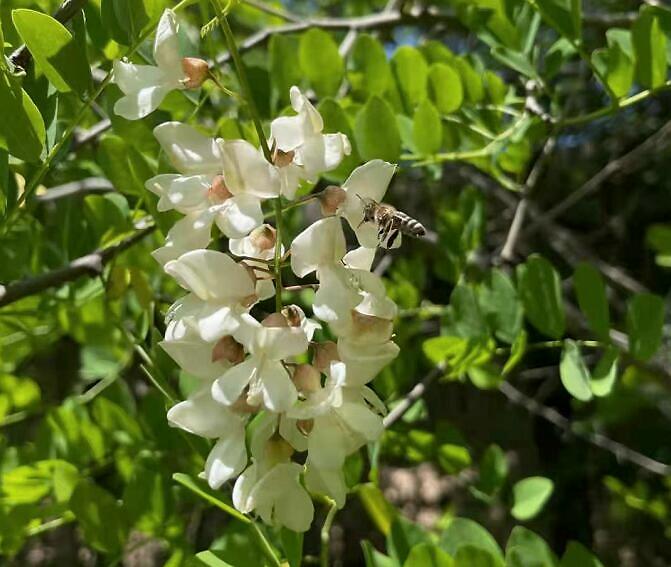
[2, 0, 671, 565]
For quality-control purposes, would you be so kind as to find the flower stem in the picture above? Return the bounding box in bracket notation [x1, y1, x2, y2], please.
[320, 498, 338, 567]
[212, 1, 284, 311]
[251, 522, 283, 567]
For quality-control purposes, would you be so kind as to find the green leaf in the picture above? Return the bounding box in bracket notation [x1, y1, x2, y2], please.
[354, 96, 401, 162]
[195, 551, 235, 567]
[491, 46, 538, 79]
[357, 483, 395, 536]
[534, 0, 581, 41]
[269, 34, 302, 109]
[559, 340, 593, 401]
[511, 476, 554, 521]
[123, 462, 169, 534]
[69, 480, 128, 554]
[299, 28, 344, 97]
[448, 284, 489, 340]
[479, 269, 523, 344]
[404, 543, 454, 567]
[0, 71, 45, 161]
[413, 99, 442, 155]
[101, 0, 161, 45]
[350, 34, 392, 96]
[591, 347, 618, 397]
[573, 263, 610, 340]
[475, 444, 508, 497]
[12, 9, 91, 95]
[280, 528, 303, 567]
[422, 336, 493, 378]
[627, 292, 665, 361]
[388, 516, 430, 564]
[632, 7, 668, 89]
[506, 527, 558, 567]
[454, 546, 500, 567]
[560, 542, 604, 567]
[361, 540, 396, 567]
[440, 518, 504, 565]
[591, 30, 634, 98]
[517, 255, 565, 339]
[428, 63, 463, 114]
[318, 97, 359, 179]
[503, 330, 527, 376]
[453, 58, 485, 103]
[391, 46, 429, 112]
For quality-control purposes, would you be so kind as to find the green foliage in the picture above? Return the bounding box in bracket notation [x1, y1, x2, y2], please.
[511, 476, 554, 521]
[0, 70, 45, 161]
[573, 263, 610, 341]
[354, 95, 401, 162]
[517, 255, 565, 339]
[299, 28, 344, 97]
[627, 293, 665, 361]
[632, 6, 668, 89]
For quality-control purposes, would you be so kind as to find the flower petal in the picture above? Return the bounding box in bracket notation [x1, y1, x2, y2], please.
[214, 194, 263, 239]
[290, 216, 346, 277]
[154, 122, 223, 175]
[220, 139, 281, 199]
[160, 320, 223, 379]
[167, 385, 240, 438]
[211, 357, 257, 406]
[343, 247, 376, 271]
[154, 10, 182, 79]
[164, 249, 255, 303]
[257, 359, 298, 413]
[114, 82, 172, 120]
[152, 212, 213, 266]
[203, 425, 248, 489]
[305, 462, 347, 509]
[338, 339, 400, 386]
[146, 174, 210, 214]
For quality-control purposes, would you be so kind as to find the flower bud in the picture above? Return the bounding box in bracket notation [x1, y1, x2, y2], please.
[211, 336, 245, 365]
[350, 310, 394, 342]
[208, 175, 233, 204]
[230, 395, 259, 414]
[282, 305, 302, 327]
[313, 341, 340, 373]
[181, 57, 210, 89]
[249, 224, 276, 252]
[262, 312, 289, 328]
[296, 419, 314, 436]
[319, 185, 346, 216]
[292, 364, 321, 394]
[274, 148, 295, 168]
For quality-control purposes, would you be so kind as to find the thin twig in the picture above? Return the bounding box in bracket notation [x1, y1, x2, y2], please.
[526, 120, 671, 235]
[499, 381, 671, 476]
[35, 177, 114, 202]
[383, 365, 444, 428]
[320, 498, 338, 567]
[0, 223, 155, 308]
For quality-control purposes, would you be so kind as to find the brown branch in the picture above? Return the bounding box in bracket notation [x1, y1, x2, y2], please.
[35, 177, 114, 202]
[499, 381, 671, 476]
[525, 120, 671, 236]
[383, 365, 444, 428]
[9, 0, 88, 71]
[0, 223, 156, 308]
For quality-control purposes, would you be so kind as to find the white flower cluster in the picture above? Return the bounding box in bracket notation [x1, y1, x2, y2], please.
[113, 10, 402, 532]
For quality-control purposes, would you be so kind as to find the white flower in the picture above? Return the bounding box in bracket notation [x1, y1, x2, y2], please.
[146, 123, 280, 254]
[287, 362, 385, 506]
[211, 308, 318, 412]
[270, 86, 351, 199]
[229, 224, 281, 302]
[152, 213, 213, 265]
[165, 250, 257, 342]
[113, 10, 208, 120]
[233, 414, 314, 531]
[336, 160, 397, 249]
[167, 383, 248, 489]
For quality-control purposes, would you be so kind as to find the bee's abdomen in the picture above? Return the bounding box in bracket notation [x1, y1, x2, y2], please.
[396, 212, 426, 237]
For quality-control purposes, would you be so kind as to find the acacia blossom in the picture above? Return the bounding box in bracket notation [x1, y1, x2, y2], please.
[116, 17, 406, 532]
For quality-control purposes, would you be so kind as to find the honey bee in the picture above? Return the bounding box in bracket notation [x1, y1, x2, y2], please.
[357, 196, 426, 248]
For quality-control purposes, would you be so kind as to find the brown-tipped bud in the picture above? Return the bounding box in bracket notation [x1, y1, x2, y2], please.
[292, 364, 321, 394]
[274, 148, 295, 168]
[211, 336, 245, 365]
[208, 175, 233, 204]
[262, 312, 289, 328]
[313, 341, 340, 373]
[282, 305, 302, 327]
[264, 438, 294, 463]
[319, 185, 347, 216]
[296, 419, 314, 436]
[230, 395, 259, 414]
[181, 57, 210, 89]
[249, 224, 276, 252]
[351, 310, 394, 341]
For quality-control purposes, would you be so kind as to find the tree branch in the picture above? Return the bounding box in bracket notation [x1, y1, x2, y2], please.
[35, 177, 114, 202]
[0, 223, 155, 308]
[499, 381, 671, 476]
[383, 365, 444, 428]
